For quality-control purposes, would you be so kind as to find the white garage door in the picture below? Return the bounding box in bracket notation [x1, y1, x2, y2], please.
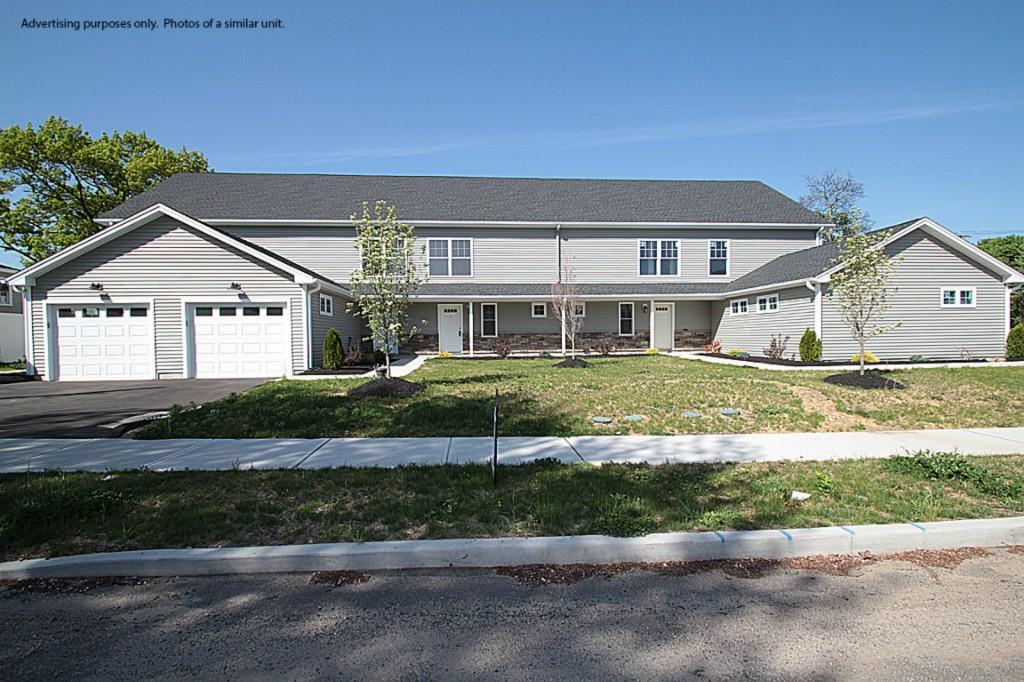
[53, 304, 154, 381]
[189, 303, 289, 378]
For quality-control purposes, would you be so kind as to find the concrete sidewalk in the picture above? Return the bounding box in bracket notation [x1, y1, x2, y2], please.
[0, 427, 1023, 472]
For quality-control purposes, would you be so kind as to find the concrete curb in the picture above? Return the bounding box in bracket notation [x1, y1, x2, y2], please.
[2, 516, 1022, 579]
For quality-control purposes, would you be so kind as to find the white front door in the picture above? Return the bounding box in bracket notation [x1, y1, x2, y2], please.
[189, 303, 289, 378]
[52, 304, 154, 381]
[653, 303, 674, 350]
[437, 304, 463, 353]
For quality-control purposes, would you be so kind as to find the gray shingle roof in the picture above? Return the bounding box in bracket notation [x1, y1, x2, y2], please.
[99, 173, 826, 224]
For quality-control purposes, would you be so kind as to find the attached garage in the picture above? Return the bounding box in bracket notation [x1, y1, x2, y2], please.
[49, 303, 155, 381]
[186, 302, 290, 378]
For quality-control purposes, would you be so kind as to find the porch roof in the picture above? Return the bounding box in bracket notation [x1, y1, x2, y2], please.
[411, 282, 730, 300]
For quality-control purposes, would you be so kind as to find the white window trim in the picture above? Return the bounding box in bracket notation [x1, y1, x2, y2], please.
[637, 239, 681, 277]
[428, 237, 474, 278]
[572, 302, 587, 318]
[756, 293, 779, 313]
[939, 287, 977, 308]
[480, 302, 498, 338]
[531, 302, 547, 318]
[618, 301, 635, 337]
[729, 298, 749, 316]
[319, 293, 334, 316]
[0, 281, 11, 307]
[708, 239, 730, 277]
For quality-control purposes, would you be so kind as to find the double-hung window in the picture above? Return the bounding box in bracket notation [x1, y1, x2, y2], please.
[319, 293, 333, 316]
[941, 287, 976, 307]
[756, 293, 779, 312]
[428, 238, 472, 276]
[709, 240, 729, 276]
[481, 303, 497, 337]
[0, 281, 10, 307]
[618, 302, 634, 336]
[639, 239, 679, 276]
[729, 298, 749, 315]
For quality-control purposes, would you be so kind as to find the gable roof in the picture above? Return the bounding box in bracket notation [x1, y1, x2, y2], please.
[7, 204, 350, 295]
[97, 173, 827, 226]
[723, 217, 1024, 295]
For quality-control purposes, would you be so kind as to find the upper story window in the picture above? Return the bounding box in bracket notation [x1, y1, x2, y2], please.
[360, 238, 407, 272]
[638, 239, 679, 276]
[319, 293, 333, 316]
[941, 287, 976, 307]
[531, 302, 547, 318]
[756, 293, 779, 312]
[709, 240, 729, 276]
[0, 281, 10, 307]
[729, 298, 749, 315]
[429, 238, 472, 277]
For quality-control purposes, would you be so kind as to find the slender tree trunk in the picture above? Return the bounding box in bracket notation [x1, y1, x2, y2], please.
[859, 336, 866, 376]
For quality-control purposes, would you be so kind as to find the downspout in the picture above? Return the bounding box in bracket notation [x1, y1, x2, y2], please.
[805, 280, 822, 341]
[555, 223, 562, 282]
[306, 283, 321, 370]
[21, 285, 34, 377]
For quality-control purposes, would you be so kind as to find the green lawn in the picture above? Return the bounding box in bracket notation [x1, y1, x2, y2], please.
[135, 356, 1024, 439]
[2, 452, 1022, 560]
[0, 361, 24, 371]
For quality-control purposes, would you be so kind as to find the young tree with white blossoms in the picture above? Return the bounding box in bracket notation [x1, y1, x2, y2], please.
[829, 213, 902, 375]
[347, 201, 424, 379]
[551, 261, 585, 359]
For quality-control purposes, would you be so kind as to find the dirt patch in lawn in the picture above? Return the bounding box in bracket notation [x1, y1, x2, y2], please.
[348, 378, 425, 398]
[553, 358, 591, 368]
[770, 381, 879, 431]
[824, 371, 906, 390]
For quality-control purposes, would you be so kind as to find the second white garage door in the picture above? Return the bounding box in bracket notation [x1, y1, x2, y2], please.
[188, 303, 289, 378]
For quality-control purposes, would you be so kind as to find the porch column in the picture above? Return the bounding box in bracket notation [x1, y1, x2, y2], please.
[649, 299, 656, 349]
[468, 302, 474, 356]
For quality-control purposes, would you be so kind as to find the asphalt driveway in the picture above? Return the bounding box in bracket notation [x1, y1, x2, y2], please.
[0, 377, 268, 438]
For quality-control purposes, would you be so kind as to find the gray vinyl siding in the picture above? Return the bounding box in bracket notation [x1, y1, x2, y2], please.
[561, 228, 818, 284]
[223, 226, 558, 284]
[31, 216, 306, 379]
[711, 285, 815, 357]
[821, 231, 1008, 361]
[310, 291, 363, 367]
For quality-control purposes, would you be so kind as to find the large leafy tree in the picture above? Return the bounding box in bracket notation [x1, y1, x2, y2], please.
[800, 169, 871, 241]
[978, 235, 1024, 327]
[0, 116, 208, 263]
[347, 201, 424, 378]
[829, 216, 902, 375]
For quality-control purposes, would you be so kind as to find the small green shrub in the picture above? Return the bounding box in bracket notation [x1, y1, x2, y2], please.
[799, 328, 822, 362]
[884, 450, 1021, 498]
[323, 329, 344, 370]
[1007, 324, 1024, 358]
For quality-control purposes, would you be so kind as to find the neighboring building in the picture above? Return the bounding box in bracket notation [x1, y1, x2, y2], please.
[6, 173, 1022, 381]
[0, 264, 25, 364]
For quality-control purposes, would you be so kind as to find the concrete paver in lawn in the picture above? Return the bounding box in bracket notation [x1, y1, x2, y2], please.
[12, 439, 212, 472]
[446, 437, 581, 465]
[298, 437, 451, 468]
[148, 439, 329, 471]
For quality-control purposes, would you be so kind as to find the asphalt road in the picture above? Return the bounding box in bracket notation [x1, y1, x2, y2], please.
[0, 377, 267, 437]
[2, 549, 1022, 680]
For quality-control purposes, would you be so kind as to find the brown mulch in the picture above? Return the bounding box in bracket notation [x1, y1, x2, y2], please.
[553, 358, 591, 368]
[0, 576, 149, 594]
[1006, 545, 1024, 555]
[496, 547, 997, 586]
[309, 570, 371, 586]
[347, 378, 424, 398]
[824, 371, 905, 390]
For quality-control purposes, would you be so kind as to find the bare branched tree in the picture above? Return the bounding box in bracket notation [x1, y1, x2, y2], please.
[801, 170, 872, 241]
[551, 261, 584, 358]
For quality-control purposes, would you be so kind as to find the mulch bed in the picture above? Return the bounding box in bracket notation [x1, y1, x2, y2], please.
[702, 352, 988, 367]
[347, 377, 425, 398]
[0, 373, 34, 385]
[299, 366, 374, 376]
[823, 371, 905, 390]
[0, 576, 149, 594]
[553, 358, 591, 368]
[496, 548, 993, 586]
[309, 570, 371, 586]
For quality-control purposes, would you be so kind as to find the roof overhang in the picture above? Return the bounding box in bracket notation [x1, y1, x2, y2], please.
[814, 218, 1024, 285]
[9, 204, 329, 289]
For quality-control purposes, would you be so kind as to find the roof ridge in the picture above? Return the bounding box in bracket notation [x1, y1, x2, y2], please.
[170, 172, 769, 184]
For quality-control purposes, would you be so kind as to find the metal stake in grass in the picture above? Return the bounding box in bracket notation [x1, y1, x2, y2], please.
[492, 388, 500, 489]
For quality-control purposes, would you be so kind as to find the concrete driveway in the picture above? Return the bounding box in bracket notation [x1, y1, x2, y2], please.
[0, 377, 268, 438]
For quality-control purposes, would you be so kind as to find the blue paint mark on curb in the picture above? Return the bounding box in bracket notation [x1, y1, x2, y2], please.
[713, 531, 726, 543]
[840, 526, 856, 536]
[910, 522, 927, 532]
[778, 529, 793, 541]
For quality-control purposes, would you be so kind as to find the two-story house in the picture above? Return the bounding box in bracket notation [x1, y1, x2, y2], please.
[6, 173, 1022, 381]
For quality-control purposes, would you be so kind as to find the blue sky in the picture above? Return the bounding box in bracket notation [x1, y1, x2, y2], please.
[3, 0, 1023, 266]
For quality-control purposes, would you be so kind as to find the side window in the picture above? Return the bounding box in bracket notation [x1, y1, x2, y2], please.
[319, 294, 333, 316]
[756, 293, 779, 312]
[940, 288, 976, 307]
[0, 281, 10, 306]
[729, 299, 749, 315]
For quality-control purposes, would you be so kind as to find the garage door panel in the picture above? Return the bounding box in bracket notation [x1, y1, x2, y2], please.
[54, 305, 154, 381]
[189, 303, 289, 378]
